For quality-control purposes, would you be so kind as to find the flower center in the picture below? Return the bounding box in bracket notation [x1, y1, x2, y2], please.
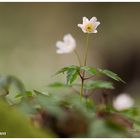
[85, 23, 94, 33]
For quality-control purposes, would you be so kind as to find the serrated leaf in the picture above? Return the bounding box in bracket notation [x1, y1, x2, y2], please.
[66, 68, 78, 84]
[99, 69, 125, 83]
[84, 80, 114, 90]
[80, 66, 98, 75]
[54, 65, 80, 85]
[54, 67, 69, 75]
[54, 65, 79, 76]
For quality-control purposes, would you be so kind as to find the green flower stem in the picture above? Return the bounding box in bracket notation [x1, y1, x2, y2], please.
[80, 78, 84, 98]
[80, 34, 89, 98]
[84, 34, 89, 66]
[74, 50, 82, 66]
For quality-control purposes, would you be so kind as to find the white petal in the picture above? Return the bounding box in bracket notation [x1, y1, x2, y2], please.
[56, 41, 65, 49]
[56, 49, 65, 54]
[63, 34, 70, 42]
[94, 21, 100, 29]
[78, 24, 83, 28]
[57, 47, 74, 54]
[78, 24, 87, 33]
[93, 30, 97, 33]
[90, 17, 97, 23]
[56, 34, 76, 54]
[82, 28, 87, 33]
[83, 17, 89, 24]
[63, 34, 73, 43]
[64, 34, 76, 48]
[68, 34, 75, 43]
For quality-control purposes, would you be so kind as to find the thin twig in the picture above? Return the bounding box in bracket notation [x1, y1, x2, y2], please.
[69, 86, 80, 95]
[84, 75, 95, 80]
[78, 71, 84, 80]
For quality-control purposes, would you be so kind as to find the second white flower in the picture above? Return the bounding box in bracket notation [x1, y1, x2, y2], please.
[113, 93, 134, 111]
[56, 34, 76, 54]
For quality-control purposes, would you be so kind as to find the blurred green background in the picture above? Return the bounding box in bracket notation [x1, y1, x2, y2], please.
[0, 3, 140, 98]
[0, 99, 53, 138]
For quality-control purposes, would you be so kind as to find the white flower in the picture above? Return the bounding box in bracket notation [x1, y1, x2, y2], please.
[113, 93, 134, 111]
[78, 16, 100, 33]
[56, 34, 76, 54]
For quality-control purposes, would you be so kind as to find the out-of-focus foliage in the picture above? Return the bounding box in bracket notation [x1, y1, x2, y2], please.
[15, 88, 140, 138]
[0, 99, 53, 138]
[0, 75, 140, 137]
[0, 75, 54, 138]
[0, 75, 25, 104]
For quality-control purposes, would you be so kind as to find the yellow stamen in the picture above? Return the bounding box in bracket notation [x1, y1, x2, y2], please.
[85, 23, 94, 33]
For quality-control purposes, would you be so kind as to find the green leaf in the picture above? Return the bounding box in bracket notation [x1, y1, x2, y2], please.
[15, 94, 23, 99]
[54, 65, 80, 84]
[54, 67, 69, 75]
[89, 119, 127, 138]
[36, 94, 65, 117]
[0, 75, 26, 104]
[33, 90, 50, 96]
[48, 82, 69, 88]
[66, 68, 78, 84]
[99, 69, 125, 83]
[54, 65, 80, 76]
[84, 80, 114, 90]
[80, 66, 98, 75]
[0, 75, 25, 95]
[26, 91, 34, 97]
[15, 91, 33, 99]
